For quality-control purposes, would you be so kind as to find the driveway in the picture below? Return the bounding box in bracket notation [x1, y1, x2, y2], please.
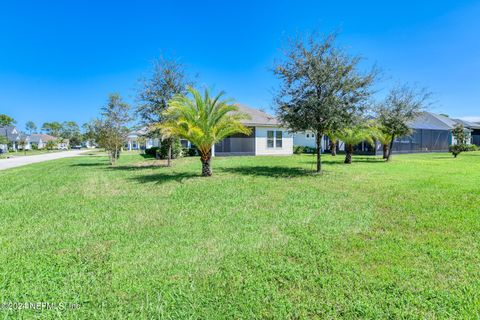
[0, 150, 86, 171]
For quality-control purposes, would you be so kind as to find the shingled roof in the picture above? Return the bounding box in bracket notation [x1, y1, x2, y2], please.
[29, 134, 59, 143]
[0, 126, 20, 142]
[452, 118, 480, 130]
[409, 112, 457, 130]
[234, 104, 279, 127]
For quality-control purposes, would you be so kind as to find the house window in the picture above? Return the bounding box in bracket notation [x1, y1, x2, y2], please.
[276, 131, 283, 148]
[267, 131, 274, 148]
[267, 130, 283, 148]
[306, 133, 310, 138]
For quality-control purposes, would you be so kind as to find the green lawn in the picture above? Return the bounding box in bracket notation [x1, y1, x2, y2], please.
[1, 152, 479, 319]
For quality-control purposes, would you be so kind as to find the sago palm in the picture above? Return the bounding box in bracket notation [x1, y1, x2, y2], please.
[160, 87, 251, 176]
[326, 131, 339, 156]
[337, 126, 375, 164]
[371, 127, 393, 159]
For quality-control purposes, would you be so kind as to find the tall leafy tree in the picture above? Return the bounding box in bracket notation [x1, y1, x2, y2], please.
[60, 121, 82, 145]
[376, 85, 431, 161]
[25, 121, 37, 134]
[160, 87, 250, 176]
[41, 121, 63, 137]
[137, 55, 193, 166]
[95, 94, 132, 165]
[82, 121, 98, 146]
[273, 32, 377, 173]
[0, 114, 16, 127]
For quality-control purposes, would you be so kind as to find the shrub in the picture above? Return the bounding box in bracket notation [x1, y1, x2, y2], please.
[183, 147, 198, 156]
[293, 145, 317, 154]
[158, 138, 183, 159]
[303, 146, 317, 154]
[293, 146, 305, 154]
[145, 147, 160, 157]
[466, 144, 478, 152]
[449, 144, 469, 158]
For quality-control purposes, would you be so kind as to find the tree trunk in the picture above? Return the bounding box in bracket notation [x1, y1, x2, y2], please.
[344, 144, 353, 164]
[386, 134, 395, 162]
[316, 131, 322, 173]
[329, 140, 336, 156]
[200, 149, 212, 176]
[167, 143, 172, 167]
[382, 144, 388, 159]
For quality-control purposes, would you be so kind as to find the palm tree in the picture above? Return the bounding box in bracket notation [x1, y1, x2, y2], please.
[336, 126, 375, 164]
[371, 127, 392, 159]
[326, 131, 338, 156]
[160, 87, 251, 176]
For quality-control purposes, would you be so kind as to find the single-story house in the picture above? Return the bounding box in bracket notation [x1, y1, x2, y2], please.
[0, 126, 20, 151]
[126, 128, 161, 151]
[369, 112, 471, 155]
[473, 122, 480, 146]
[293, 131, 343, 152]
[452, 118, 480, 146]
[293, 112, 473, 155]
[29, 134, 68, 149]
[213, 104, 293, 156]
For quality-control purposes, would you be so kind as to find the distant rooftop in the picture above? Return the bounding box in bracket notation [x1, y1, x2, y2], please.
[29, 134, 59, 143]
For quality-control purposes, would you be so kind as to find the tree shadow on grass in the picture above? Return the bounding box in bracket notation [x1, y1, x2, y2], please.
[129, 171, 200, 184]
[219, 165, 312, 178]
[108, 164, 169, 171]
[70, 162, 107, 167]
[320, 157, 386, 166]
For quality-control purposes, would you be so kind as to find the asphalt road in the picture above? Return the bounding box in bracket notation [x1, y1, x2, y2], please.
[0, 150, 85, 171]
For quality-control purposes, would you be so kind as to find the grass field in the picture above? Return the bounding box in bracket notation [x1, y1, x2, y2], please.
[1, 152, 479, 319]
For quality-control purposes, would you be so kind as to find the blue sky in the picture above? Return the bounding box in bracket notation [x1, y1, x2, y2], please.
[1, 0, 479, 130]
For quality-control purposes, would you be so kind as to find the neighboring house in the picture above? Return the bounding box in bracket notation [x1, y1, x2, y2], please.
[293, 131, 342, 152]
[388, 112, 456, 154]
[371, 112, 470, 155]
[452, 118, 479, 146]
[473, 122, 480, 146]
[213, 104, 293, 156]
[82, 140, 97, 148]
[29, 134, 68, 149]
[0, 126, 21, 151]
[126, 128, 160, 151]
[293, 112, 474, 155]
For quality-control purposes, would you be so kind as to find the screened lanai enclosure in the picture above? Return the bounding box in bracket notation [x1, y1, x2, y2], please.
[214, 127, 256, 156]
[351, 112, 455, 155]
[390, 129, 450, 153]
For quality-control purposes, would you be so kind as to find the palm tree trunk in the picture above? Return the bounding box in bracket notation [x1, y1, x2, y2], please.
[344, 144, 353, 164]
[167, 143, 172, 167]
[329, 140, 336, 156]
[382, 144, 388, 159]
[386, 134, 395, 162]
[316, 131, 322, 173]
[200, 149, 212, 176]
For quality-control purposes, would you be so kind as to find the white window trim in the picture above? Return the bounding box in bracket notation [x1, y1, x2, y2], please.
[267, 130, 283, 149]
